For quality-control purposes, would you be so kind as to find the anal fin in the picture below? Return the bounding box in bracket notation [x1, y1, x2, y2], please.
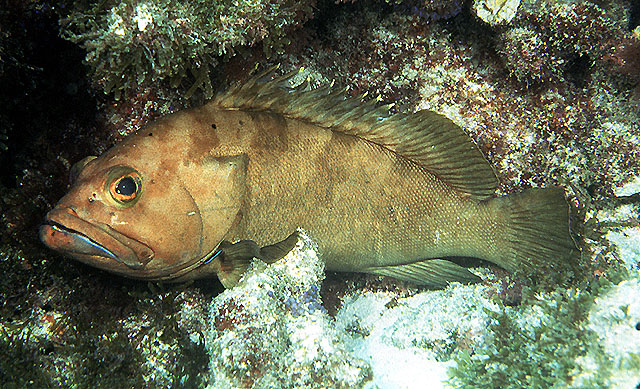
[362, 259, 482, 289]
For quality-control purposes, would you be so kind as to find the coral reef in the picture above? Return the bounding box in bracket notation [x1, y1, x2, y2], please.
[206, 231, 372, 388]
[576, 278, 640, 387]
[60, 0, 314, 100]
[449, 287, 611, 387]
[1, 0, 640, 386]
[334, 280, 499, 387]
[496, 25, 557, 84]
[606, 32, 640, 94]
[0, 252, 213, 387]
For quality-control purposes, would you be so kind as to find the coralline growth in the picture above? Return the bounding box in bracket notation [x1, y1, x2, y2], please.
[60, 0, 314, 99]
[206, 231, 371, 388]
[399, 0, 464, 21]
[493, 0, 625, 85]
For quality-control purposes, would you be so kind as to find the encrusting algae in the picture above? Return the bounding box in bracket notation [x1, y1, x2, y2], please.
[39, 67, 579, 289]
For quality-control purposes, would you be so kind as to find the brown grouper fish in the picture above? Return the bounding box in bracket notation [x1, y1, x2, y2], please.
[40, 68, 578, 288]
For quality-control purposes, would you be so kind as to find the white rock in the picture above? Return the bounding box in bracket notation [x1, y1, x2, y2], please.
[473, 0, 521, 26]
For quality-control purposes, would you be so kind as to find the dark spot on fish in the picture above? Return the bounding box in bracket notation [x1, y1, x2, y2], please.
[148, 132, 153, 136]
[239, 120, 244, 126]
[184, 114, 221, 161]
[636, 321, 640, 331]
[211, 124, 217, 129]
[388, 205, 396, 221]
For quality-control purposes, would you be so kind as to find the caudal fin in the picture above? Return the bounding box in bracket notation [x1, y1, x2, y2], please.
[488, 187, 579, 273]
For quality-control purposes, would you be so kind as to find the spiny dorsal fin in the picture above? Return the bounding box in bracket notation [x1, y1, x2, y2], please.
[213, 67, 498, 200]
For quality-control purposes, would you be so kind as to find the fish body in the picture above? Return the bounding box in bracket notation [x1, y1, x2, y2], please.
[40, 70, 577, 288]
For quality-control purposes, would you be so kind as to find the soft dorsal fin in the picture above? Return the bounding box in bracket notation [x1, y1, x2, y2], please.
[212, 67, 498, 200]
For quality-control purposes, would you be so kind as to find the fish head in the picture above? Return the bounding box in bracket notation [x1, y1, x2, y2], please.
[39, 129, 247, 281]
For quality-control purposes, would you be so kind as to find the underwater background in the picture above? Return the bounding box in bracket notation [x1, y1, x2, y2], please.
[1, 0, 639, 387]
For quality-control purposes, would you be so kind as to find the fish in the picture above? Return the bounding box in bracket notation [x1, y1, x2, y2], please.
[39, 67, 578, 288]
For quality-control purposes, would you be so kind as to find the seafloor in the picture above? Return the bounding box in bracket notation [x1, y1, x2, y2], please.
[1, 0, 639, 388]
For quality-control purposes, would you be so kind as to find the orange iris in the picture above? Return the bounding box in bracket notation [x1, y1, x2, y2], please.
[109, 172, 141, 203]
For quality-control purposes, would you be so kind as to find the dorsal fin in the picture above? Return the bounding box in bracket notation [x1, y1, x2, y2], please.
[212, 67, 498, 200]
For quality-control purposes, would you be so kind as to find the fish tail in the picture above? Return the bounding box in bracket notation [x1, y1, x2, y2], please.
[487, 187, 579, 273]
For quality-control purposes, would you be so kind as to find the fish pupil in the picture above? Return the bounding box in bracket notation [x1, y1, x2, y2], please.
[115, 177, 137, 196]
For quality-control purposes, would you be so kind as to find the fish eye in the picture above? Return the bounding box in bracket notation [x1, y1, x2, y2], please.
[105, 167, 142, 206]
[114, 176, 137, 197]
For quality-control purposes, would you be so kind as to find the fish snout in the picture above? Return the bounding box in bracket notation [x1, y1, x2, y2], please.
[40, 206, 154, 272]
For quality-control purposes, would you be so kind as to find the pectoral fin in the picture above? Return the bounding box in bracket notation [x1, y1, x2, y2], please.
[215, 231, 300, 288]
[216, 240, 260, 288]
[362, 259, 482, 289]
[258, 231, 300, 263]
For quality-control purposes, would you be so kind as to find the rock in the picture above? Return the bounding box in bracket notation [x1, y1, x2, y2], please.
[473, 0, 521, 26]
[205, 230, 371, 388]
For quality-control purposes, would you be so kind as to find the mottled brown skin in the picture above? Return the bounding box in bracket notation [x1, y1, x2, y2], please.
[41, 102, 509, 282]
[211, 108, 503, 271]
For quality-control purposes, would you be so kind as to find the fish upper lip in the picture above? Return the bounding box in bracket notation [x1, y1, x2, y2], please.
[42, 207, 154, 270]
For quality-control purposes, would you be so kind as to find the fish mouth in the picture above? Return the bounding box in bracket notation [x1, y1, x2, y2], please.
[39, 207, 154, 271]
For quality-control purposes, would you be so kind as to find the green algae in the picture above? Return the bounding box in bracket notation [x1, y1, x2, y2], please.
[449, 288, 608, 388]
[448, 265, 633, 388]
[60, 0, 314, 100]
[0, 326, 55, 388]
